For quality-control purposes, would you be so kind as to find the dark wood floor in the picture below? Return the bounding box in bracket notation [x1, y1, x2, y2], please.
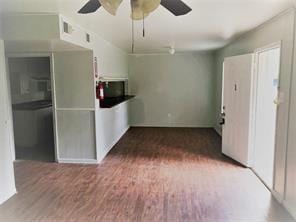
[0, 128, 294, 222]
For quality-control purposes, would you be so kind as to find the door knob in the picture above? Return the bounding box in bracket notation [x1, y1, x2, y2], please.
[220, 112, 225, 125]
[219, 118, 225, 125]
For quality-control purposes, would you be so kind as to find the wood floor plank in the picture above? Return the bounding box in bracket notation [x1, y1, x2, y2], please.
[0, 127, 294, 222]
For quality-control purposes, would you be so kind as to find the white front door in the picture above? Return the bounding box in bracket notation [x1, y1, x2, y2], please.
[252, 46, 280, 189]
[222, 54, 254, 167]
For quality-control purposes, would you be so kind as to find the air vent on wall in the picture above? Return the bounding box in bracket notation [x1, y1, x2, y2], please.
[86, 33, 91, 43]
[63, 21, 73, 34]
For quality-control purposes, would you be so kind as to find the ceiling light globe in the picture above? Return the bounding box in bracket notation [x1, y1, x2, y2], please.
[99, 0, 123, 15]
[169, 48, 176, 55]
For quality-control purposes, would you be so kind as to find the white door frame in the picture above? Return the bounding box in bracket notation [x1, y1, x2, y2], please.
[5, 52, 59, 162]
[0, 41, 17, 204]
[250, 41, 282, 192]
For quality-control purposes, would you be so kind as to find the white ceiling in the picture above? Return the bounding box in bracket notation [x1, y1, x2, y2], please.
[1, 0, 294, 53]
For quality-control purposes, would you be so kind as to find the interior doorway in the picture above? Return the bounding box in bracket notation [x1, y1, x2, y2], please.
[251, 43, 281, 189]
[7, 56, 55, 162]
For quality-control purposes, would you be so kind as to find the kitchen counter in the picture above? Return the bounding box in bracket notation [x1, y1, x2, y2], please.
[100, 96, 135, 108]
[12, 100, 52, 110]
[12, 101, 53, 148]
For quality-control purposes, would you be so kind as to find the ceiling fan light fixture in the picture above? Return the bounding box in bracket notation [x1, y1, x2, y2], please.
[99, 0, 123, 15]
[141, 0, 161, 14]
[130, 0, 161, 20]
[131, 10, 149, 20]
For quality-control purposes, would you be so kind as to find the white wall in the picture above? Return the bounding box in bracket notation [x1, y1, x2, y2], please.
[4, 14, 60, 41]
[58, 16, 129, 163]
[2, 13, 130, 164]
[0, 20, 16, 204]
[54, 51, 95, 109]
[58, 15, 129, 79]
[53, 51, 97, 163]
[128, 52, 216, 127]
[285, 10, 296, 218]
[214, 8, 296, 216]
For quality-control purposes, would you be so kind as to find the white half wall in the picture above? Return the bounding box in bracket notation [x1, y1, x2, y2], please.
[91, 27, 130, 162]
[128, 52, 216, 127]
[96, 102, 129, 162]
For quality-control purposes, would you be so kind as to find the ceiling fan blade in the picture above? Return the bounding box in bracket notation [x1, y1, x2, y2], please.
[160, 0, 192, 16]
[78, 0, 101, 14]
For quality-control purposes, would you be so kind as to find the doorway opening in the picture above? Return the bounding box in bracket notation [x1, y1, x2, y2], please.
[7, 56, 55, 162]
[251, 43, 281, 189]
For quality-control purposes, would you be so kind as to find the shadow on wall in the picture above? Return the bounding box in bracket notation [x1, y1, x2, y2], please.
[129, 98, 145, 125]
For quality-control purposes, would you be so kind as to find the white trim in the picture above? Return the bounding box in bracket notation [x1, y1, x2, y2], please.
[130, 124, 215, 128]
[283, 200, 296, 220]
[128, 51, 211, 56]
[214, 126, 222, 136]
[248, 54, 258, 168]
[57, 158, 99, 164]
[6, 52, 54, 58]
[0, 188, 17, 205]
[50, 53, 59, 162]
[250, 42, 282, 195]
[221, 62, 225, 113]
[4, 55, 16, 161]
[252, 168, 274, 192]
[99, 76, 128, 82]
[254, 41, 282, 54]
[56, 108, 95, 111]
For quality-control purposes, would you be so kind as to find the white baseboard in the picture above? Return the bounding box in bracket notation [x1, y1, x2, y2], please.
[214, 126, 222, 136]
[283, 200, 296, 220]
[57, 126, 130, 164]
[57, 158, 99, 164]
[0, 188, 17, 205]
[131, 124, 215, 128]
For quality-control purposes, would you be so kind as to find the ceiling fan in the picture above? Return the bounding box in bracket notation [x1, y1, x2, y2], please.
[78, 0, 192, 19]
[78, 0, 192, 53]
